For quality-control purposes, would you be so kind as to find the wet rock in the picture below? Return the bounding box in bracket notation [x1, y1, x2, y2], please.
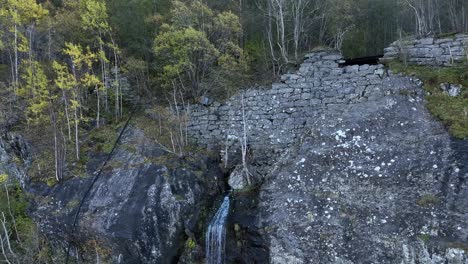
[29, 127, 224, 263]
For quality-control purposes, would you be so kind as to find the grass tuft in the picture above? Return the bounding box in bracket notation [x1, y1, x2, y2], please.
[388, 61, 468, 139]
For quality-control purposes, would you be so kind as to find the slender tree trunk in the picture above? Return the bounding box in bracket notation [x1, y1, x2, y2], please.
[272, 0, 288, 64]
[99, 40, 109, 112]
[7, 51, 16, 100]
[74, 104, 79, 161]
[51, 109, 60, 181]
[3, 184, 19, 242]
[266, 0, 277, 75]
[96, 84, 100, 128]
[0, 213, 13, 264]
[292, 0, 307, 62]
[62, 90, 72, 141]
[111, 38, 120, 119]
[14, 23, 18, 93]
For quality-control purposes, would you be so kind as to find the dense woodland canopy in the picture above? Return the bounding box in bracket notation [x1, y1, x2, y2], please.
[0, 0, 466, 182]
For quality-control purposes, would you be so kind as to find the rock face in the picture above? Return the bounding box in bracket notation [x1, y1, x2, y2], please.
[187, 46, 467, 263]
[29, 127, 224, 263]
[0, 132, 30, 187]
[257, 88, 468, 263]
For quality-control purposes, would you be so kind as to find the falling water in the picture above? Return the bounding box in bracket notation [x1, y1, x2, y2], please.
[205, 195, 230, 264]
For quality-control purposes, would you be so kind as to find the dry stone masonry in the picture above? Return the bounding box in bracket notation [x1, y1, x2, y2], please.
[382, 34, 468, 66]
[188, 51, 397, 152]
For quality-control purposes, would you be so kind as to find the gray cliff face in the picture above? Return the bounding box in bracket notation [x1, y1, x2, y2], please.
[29, 127, 224, 263]
[188, 46, 468, 263]
[0, 132, 30, 187]
[257, 82, 468, 263]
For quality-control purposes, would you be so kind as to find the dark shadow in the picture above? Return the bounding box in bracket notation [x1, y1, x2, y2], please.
[341, 55, 384, 66]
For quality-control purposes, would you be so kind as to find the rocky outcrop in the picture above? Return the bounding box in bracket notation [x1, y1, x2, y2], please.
[28, 127, 225, 263]
[0, 132, 30, 187]
[188, 48, 468, 263]
[382, 34, 468, 66]
[257, 86, 468, 263]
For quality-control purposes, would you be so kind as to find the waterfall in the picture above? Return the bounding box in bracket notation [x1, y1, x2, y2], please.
[206, 195, 230, 264]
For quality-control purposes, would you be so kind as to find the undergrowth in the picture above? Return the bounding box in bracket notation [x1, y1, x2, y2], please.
[0, 181, 59, 263]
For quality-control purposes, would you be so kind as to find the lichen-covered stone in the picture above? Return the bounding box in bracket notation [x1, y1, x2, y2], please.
[382, 34, 468, 66]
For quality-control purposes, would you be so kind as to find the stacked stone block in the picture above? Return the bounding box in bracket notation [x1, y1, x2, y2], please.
[188, 51, 400, 152]
[382, 34, 468, 66]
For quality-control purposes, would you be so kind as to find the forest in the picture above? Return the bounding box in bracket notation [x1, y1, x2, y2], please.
[0, 0, 467, 262]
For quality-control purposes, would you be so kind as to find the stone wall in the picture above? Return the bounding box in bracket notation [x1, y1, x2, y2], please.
[188, 51, 410, 153]
[382, 34, 468, 66]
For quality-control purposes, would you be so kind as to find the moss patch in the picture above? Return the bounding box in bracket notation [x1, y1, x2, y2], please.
[185, 237, 197, 250]
[388, 61, 468, 139]
[86, 123, 122, 154]
[434, 32, 457, 39]
[448, 242, 468, 253]
[418, 234, 431, 243]
[66, 199, 80, 209]
[416, 194, 440, 208]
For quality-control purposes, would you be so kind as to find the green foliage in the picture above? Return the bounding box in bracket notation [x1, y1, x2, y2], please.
[105, 0, 157, 58]
[0, 173, 8, 183]
[418, 234, 431, 243]
[52, 60, 77, 91]
[17, 61, 52, 125]
[87, 123, 120, 154]
[185, 237, 197, 250]
[153, 0, 247, 98]
[28, 149, 55, 181]
[0, 183, 41, 261]
[79, 0, 110, 32]
[155, 26, 219, 89]
[389, 61, 468, 139]
[1, 0, 48, 25]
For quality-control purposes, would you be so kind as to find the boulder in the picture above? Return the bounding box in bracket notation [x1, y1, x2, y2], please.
[440, 83, 462, 97]
[228, 165, 250, 190]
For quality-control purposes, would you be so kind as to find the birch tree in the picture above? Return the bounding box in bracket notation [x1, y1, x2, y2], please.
[63, 43, 97, 161]
[0, 0, 47, 95]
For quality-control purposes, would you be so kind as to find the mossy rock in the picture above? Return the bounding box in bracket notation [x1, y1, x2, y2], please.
[185, 237, 197, 250]
[448, 242, 468, 253]
[388, 61, 468, 139]
[418, 234, 431, 243]
[66, 199, 80, 209]
[416, 194, 440, 208]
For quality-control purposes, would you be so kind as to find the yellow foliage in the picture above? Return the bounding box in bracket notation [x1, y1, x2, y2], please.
[0, 173, 8, 183]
